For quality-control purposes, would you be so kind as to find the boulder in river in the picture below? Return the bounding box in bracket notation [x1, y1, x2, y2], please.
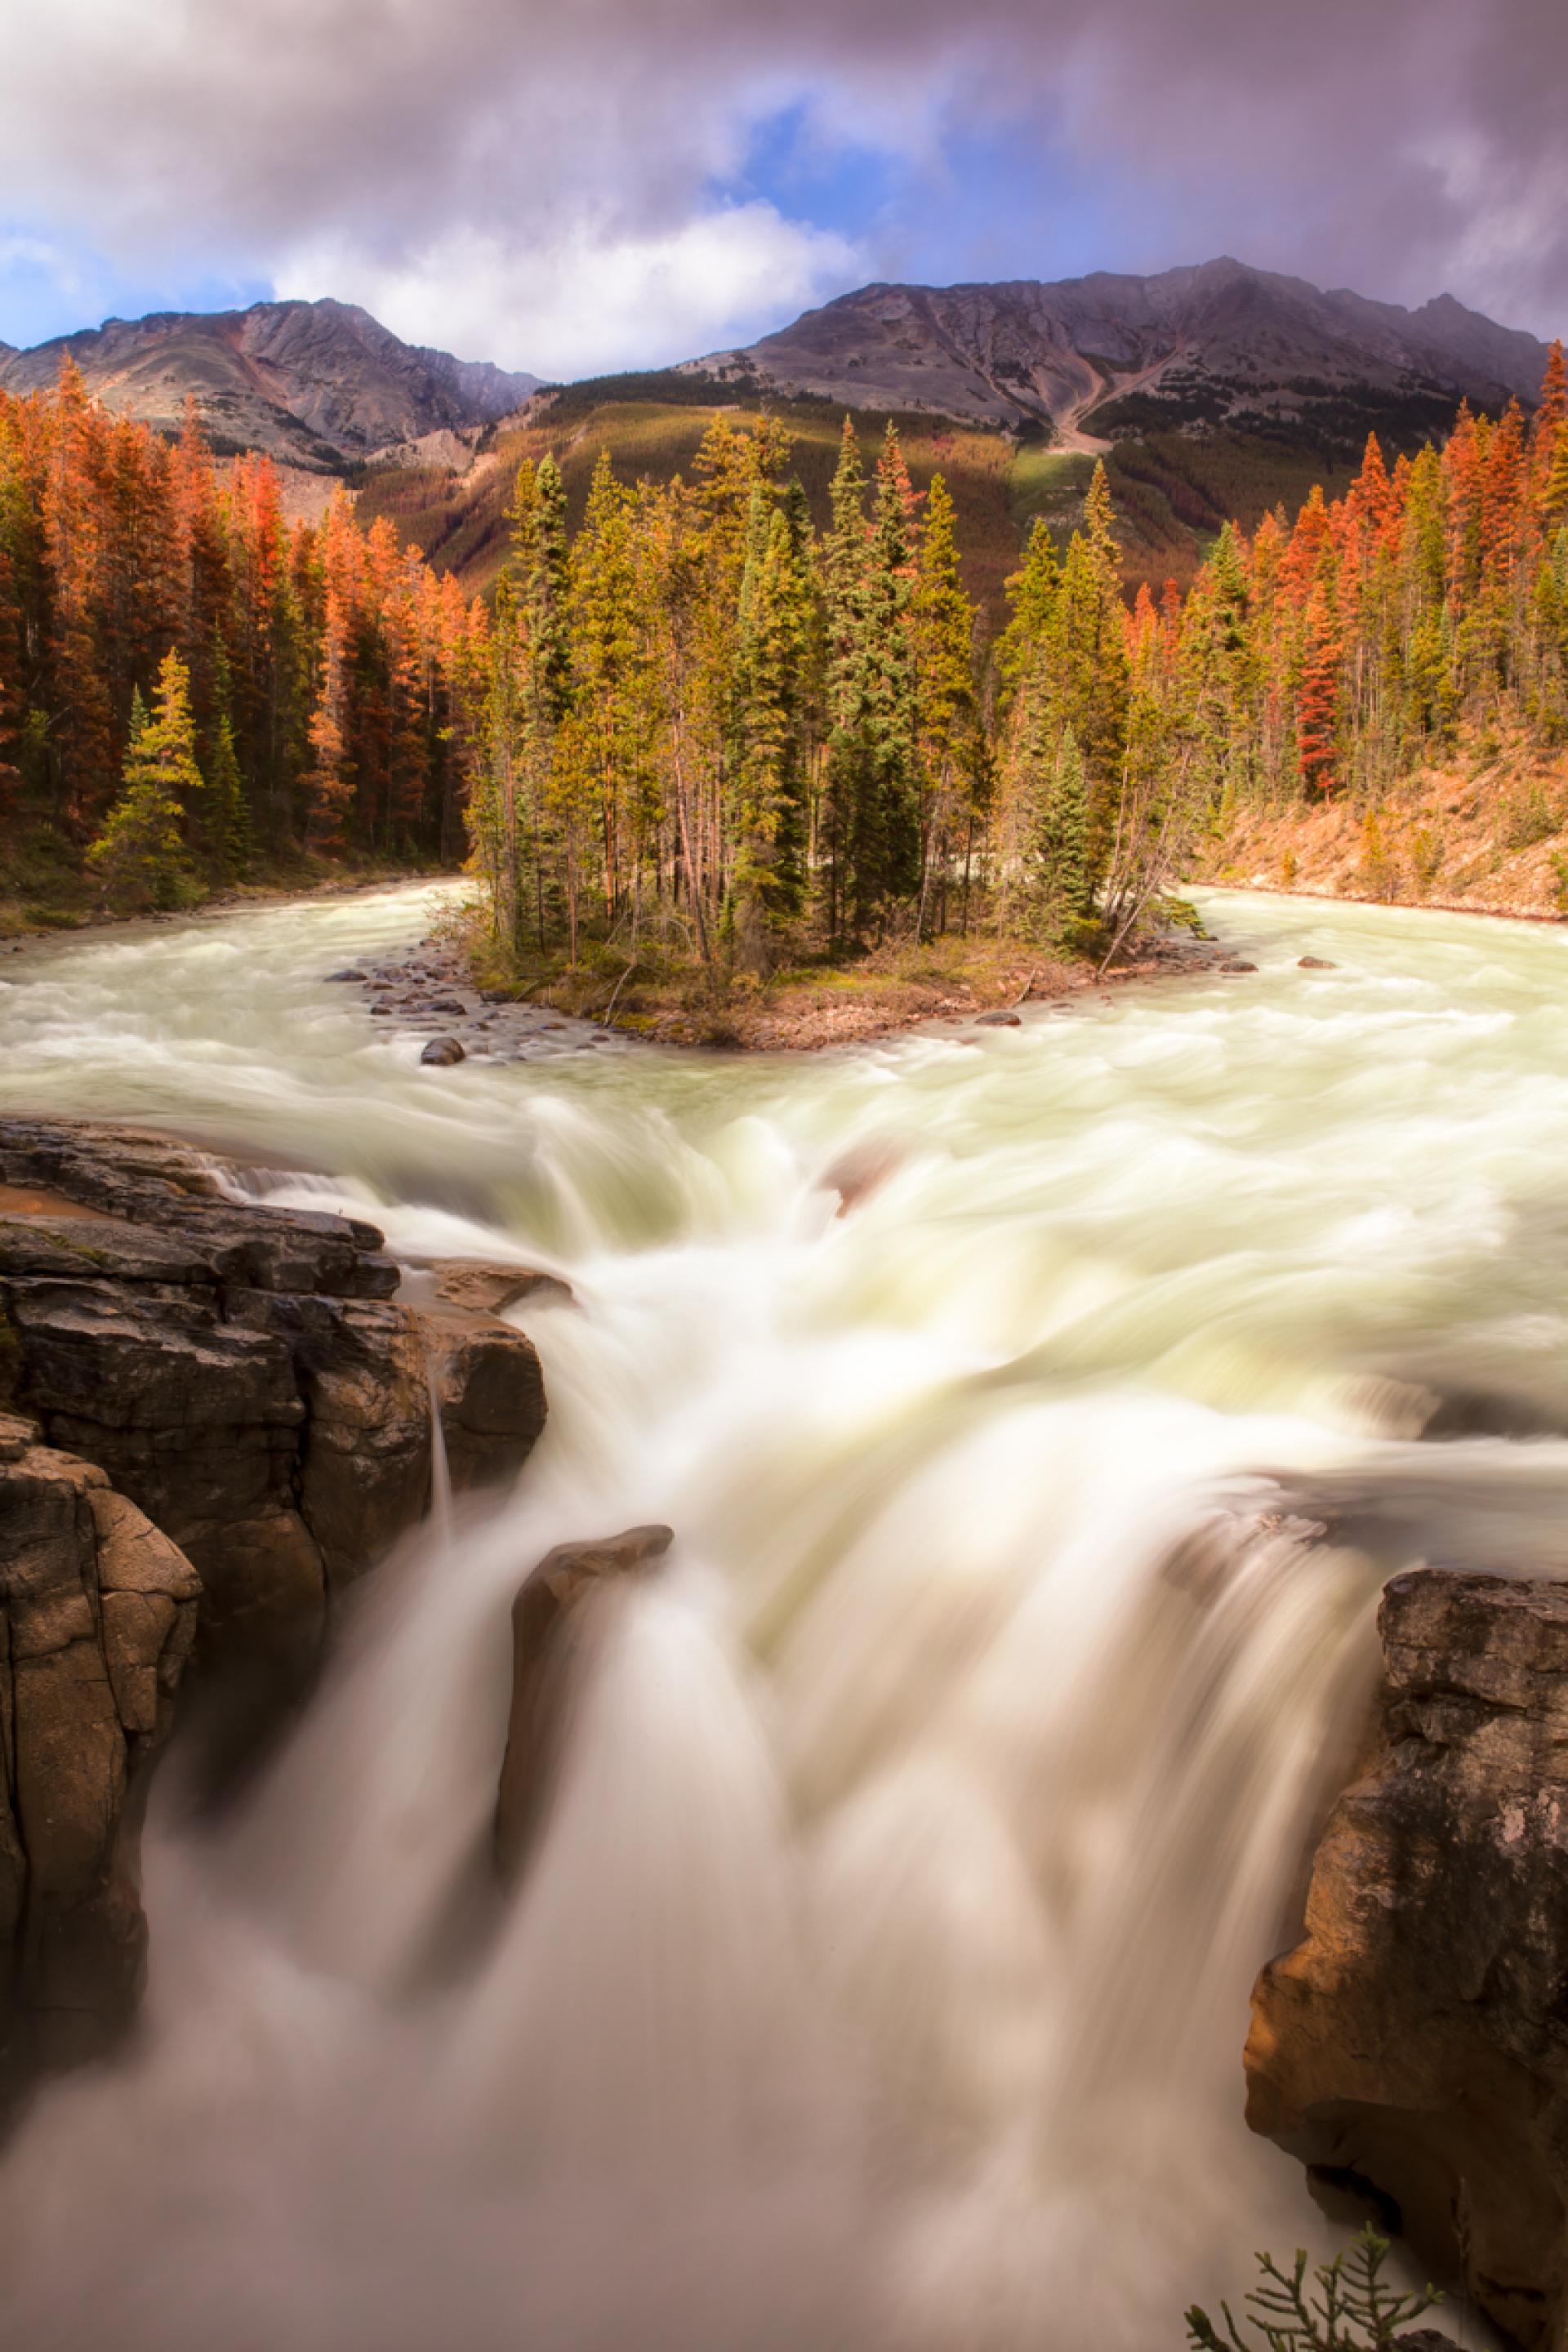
[1299, 956, 1338, 969]
[1246, 1570, 1568, 2350]
[420, 1036, 466, 1066]
[495, 1526, 674, 1882]
[430, 1260, 574, 1316]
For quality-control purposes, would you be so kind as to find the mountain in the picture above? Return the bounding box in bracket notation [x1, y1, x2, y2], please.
[701, 258, 1553, 448]
[0, 299, 538, 471]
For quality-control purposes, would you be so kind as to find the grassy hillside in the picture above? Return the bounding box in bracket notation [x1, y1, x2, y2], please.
[351, 383, 1366, 625]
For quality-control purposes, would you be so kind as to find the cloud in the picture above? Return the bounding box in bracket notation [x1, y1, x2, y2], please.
[0, 0, 1563, 368]
[277, 204, 865, 377]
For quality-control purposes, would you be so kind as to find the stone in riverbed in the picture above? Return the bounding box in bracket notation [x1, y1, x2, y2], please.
[1218, 959, 1258, 973]
[1246, 1570, 1568, 2350]
[430, 1260, 573, 1316]
[420, 1036, 466, 1066]
[1299, 956, 1337, 969]
[974, 1009, 1022, 1027]
[495, 1525, 674, 1881]
[326, 968, 366, 982]
[416, 1306, 546, 1494]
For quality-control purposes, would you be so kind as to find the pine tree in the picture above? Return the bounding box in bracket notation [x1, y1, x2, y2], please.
[911, 472, 978, 937]
[207, 711, 252, 882]
[1003, 688, 1091, 944]
[87, 652, 202, 909]
[732, 492, 811, 966]
[819, 416, 870, 948]
[1296, 584, 1340, 796]
[832, 422, 920, 938]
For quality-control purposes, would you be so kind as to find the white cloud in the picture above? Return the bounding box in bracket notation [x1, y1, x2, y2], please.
[277, 203, 865, 379]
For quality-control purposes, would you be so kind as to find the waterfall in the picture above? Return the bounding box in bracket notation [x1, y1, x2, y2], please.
[1, 879, 1566, 2349]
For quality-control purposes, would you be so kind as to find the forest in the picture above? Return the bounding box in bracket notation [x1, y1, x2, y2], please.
[1, 344, 1566, 977]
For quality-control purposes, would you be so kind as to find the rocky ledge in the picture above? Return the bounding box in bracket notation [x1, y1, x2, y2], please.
[1246, 1570, 1568, 2350]
[0, 1115, 550, 2087]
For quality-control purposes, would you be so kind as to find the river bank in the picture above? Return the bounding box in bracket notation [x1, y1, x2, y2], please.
[367, 911, 1234, 1057]
[1196, 744, 1568, 923]
[0, 853, 452, 946]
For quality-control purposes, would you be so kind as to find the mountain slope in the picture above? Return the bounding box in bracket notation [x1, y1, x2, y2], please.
[702, 258, 1552, 449]
[0, 299, 538, 471]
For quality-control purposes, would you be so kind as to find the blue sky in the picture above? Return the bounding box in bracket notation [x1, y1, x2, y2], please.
[0, 0, 1562, 377]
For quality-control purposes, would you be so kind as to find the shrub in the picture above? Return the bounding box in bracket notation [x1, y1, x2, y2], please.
[1187, 2224, 1443, 2352]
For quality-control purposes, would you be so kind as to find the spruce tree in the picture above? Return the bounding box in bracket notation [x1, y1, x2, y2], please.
[911, 472, 977, 937]
[820, 417, 869, 948]
[733, 497, 810, 965]
[207, 713, 252, 882]
[844, 422, 920, 937]
[87, 651, 202, 910]
[1005, 693, 1090, 945]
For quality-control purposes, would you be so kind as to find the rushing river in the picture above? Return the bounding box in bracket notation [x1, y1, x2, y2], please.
[1, 882, 1565, 2351]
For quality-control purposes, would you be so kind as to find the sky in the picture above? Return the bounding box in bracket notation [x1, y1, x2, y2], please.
[0, 0, 1563, 381]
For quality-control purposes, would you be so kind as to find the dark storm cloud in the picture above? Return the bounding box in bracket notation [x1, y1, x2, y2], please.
[2, 0, 1562, 369]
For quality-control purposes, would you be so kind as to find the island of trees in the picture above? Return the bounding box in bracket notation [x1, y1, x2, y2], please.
[0, 344, 1564, 996]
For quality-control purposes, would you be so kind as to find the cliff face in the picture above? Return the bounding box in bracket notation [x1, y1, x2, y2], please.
[1247, 1570, 1568, 2350]
[0, 1116, 548, 2087]
[0, 300, 538, 470]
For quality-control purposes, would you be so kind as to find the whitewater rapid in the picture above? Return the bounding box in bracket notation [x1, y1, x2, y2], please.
[1, 882, 1565, 2350]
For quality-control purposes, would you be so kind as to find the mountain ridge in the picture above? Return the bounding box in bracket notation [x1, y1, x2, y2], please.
[0, 296, 538, 471]
[698, 257, 1554, 443]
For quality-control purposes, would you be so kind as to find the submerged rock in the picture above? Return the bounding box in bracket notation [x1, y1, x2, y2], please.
[495, 1526, 674, 1882]
[1298, 956, 1338, 969]
[429, 1259, 573, 1316]
[420, 1036, 466, 1066]
[1246, 1570, 1568, 2350]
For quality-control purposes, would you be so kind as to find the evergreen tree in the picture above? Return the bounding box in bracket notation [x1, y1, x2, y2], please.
[911, 472, 978, 937]
[733, 492, 811, 964]
[207, 712, 252, 881]
[87, 653, 202, 909]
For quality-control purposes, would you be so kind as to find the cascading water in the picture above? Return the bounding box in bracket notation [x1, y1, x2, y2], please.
[2, 881, 1566, 2350]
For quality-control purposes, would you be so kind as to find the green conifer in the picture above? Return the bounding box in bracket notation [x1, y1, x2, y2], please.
[87, 651, 202, 910]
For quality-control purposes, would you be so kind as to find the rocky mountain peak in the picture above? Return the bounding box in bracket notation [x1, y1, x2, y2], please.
[0, 297, 539, 473]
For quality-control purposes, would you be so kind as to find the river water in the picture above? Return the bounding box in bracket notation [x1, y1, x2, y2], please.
[1, 883, 1565, 2351]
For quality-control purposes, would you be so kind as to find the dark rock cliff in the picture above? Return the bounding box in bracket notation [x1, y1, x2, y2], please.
[1246, 1570, 1568, 2350]
[0, 1116, 548, 2087]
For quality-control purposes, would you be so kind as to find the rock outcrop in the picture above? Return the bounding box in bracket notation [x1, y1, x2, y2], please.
[0, 1410, 199, 2082]
[495, 1526, 673, 1881]
[1246, 1570, 1568, 2350]
[0, 299, 537, 472]
[0, 1116, 553, 2086]
[0, 1117, 545, 1677]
